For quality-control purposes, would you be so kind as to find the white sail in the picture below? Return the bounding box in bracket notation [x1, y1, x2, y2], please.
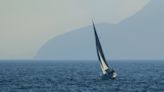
[92, 22, 111, 74]
[98, 50, 109, 74]
[100, 62, 106, 74]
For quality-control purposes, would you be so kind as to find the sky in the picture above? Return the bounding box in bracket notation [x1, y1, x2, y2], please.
[0, 0, 150, 59]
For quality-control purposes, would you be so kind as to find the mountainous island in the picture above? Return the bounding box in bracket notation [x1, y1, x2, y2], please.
[35, 0, 164, 60]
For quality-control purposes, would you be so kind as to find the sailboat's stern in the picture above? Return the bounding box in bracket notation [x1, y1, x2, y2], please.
[111, 72, 117, 80]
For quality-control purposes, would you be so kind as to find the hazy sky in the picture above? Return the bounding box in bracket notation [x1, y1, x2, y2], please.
[0, 0, 150, 59]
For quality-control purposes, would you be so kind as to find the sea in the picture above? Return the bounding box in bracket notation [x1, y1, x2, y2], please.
[0, 60, 163, 92]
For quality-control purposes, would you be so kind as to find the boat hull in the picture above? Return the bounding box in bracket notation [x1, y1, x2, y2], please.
[101, 72, 117, 80]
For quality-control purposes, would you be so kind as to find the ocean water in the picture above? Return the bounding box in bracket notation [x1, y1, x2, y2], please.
[0, 60, 163, 92]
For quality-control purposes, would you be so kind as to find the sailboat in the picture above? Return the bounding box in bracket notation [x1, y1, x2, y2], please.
[92, 21, 117, 80]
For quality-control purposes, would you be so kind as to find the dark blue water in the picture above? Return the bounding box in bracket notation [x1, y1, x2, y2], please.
[0, 60, 163, 92]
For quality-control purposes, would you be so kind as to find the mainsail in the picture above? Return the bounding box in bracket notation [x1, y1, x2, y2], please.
[92, 22, 111, 74]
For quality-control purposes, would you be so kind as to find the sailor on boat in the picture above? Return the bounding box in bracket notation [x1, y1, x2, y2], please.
[92, 21, 117, 80]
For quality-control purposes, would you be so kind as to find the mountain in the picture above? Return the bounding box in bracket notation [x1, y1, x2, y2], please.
[35, 0, 164, 60]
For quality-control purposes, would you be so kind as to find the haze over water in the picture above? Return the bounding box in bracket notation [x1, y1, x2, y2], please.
[0, 0, 164, 92]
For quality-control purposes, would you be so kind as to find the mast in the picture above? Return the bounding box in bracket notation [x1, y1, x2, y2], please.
[92, 21, 111, 74]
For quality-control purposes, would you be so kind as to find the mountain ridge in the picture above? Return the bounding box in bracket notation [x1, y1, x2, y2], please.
[35, 0, 164, 60]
